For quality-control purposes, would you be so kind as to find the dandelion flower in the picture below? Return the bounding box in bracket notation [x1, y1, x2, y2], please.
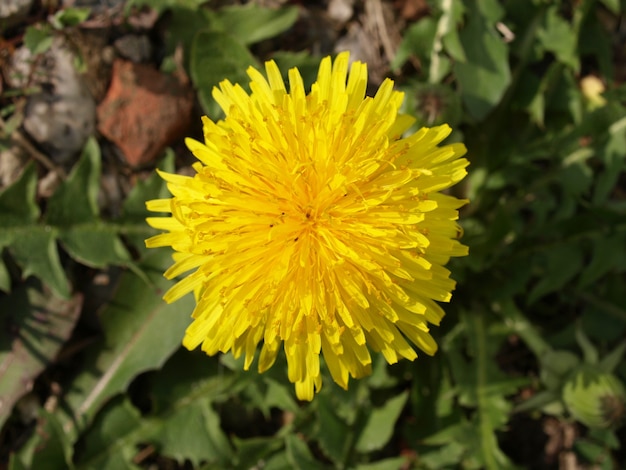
[146, 52, 469, 400]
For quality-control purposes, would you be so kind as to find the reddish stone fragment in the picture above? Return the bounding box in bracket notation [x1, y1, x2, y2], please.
[97, 59, 193, 166]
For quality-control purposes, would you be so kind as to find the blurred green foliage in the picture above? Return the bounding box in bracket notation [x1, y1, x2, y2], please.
[1, 0, 626, 469]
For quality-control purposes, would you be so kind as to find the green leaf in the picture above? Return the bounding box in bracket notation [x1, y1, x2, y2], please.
[430, 0, 465, 83]
[20, 410, 75, 470]
[263, 377, 299, 414]
[453, 3, 511, 120]
[421, 422, 478, 467]
[58, 225, 131, 268]
[0, 283, 82, 429]
[0, 258, 10, 292]
[76, 357, 235, 470]
[536, 6, 579, 71]
[285, 434, 319, 470]
[147, 349, 236, 465]
[233, 436, 285, 469]
[119, 151, 175, 256]
[560, 148, 593, 198]
[445, 312, 521, 469]
[540, 350, 580, 392]
[593, 116, 626, 205]
[575, 322, 598, 365]
[355, 457, 409, 470]
[46, 137, 101, 226]
[120, 151, 175, 222]
[0, 164, 69, 297]
[315, 393, 352, 463]
[10, 229, 70, 298]
[599, 341, 626, 374]
[50, 7, 91, 29]
[23, 25, 53, 55]
[189, 30, 257, 116]
[56, 249, 196, 439]
[0, 163, 39, 227]
[355, 391, 407, 453]
[598, 0, 620, 13]
[391, 18, 437, 72]
[514, 389, 560, 413]
[75, 398, 144, 470]
[124, 0, 206, 15]
[528, 244, 584, 303]
[0, 140, 144, 297]
[213, 3, 298, 46]
[153, 397, 232, 465]
[263, 452, 292, 470]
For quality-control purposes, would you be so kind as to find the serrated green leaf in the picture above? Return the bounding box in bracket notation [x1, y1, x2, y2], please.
[528, 244, 583, 303]
[214, 3, 298, 46]
[391, 18, 437, 71]
[0, 164, 69, 297]
[446, 311, 519, 469]
[59, 225, 131, 268]
[20, 410, 75, 470]
[355, 391, 407, 453]
[285, 434, 319, 470]
[263, 452, 292, 470]
[419, 436, 466, 468]
[536, 6, 579, 71]
[146, 349, 236, 465]
[0, 163, 39, 227]
[233, 436, 285, 469]
[76, 359, 236, 470]
[121, 151, 175, 222]
[189, 31, 257, 117]
[0, 283, 82, 429]
[453, 3, 510, 120]
[119, 151, 176, 256]
[56, 249, 196, 439]
[153, 396, 232, 465]
[599, 341, 626, 374]
[10, 229, 70, 298]
[315, 393, 352, 463]
[46, 137, 101, 226]
[75, 398, 143, 470]
[264, 377, 299, 414]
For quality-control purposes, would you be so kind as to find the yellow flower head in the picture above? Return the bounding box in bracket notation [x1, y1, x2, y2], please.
[146, 52, 469, 400]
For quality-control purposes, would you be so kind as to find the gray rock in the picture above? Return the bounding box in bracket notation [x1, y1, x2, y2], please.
[0, 145, 28, 190]
[0, 0, 33, 31]
[12, 38, 96, 165]
[114, 35, 153, 63]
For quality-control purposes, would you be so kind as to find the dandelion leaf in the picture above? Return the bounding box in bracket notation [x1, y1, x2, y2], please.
[0, 282, 82, 429]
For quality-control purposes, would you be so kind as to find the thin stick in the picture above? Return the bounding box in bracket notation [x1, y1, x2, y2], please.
[0, 115, 67, 179]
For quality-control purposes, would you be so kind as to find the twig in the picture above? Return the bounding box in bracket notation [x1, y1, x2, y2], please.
[370, 0, 396, 65]
[0, 115, 67, 179]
